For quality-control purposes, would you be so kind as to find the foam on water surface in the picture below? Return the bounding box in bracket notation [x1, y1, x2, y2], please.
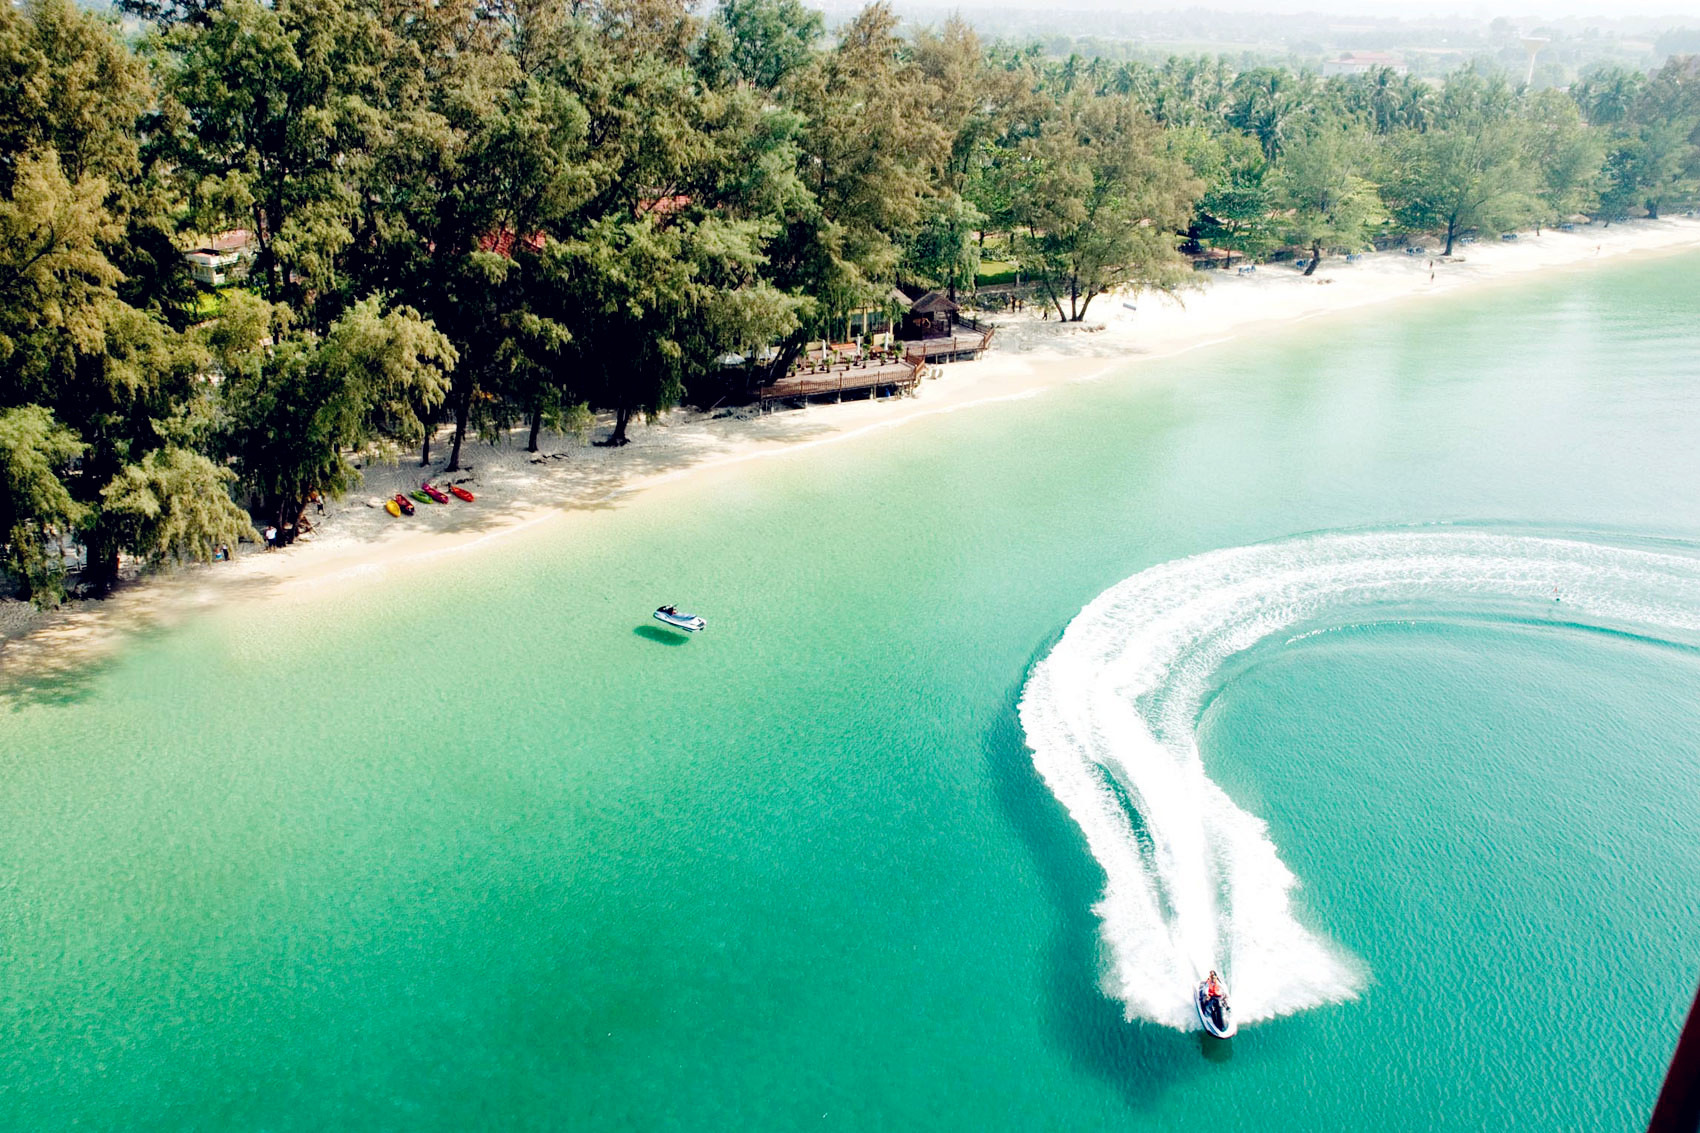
[1018, 529, 1700, 1030]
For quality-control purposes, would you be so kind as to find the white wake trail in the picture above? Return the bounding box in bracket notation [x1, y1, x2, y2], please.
[1018, 530, 1700, 1030]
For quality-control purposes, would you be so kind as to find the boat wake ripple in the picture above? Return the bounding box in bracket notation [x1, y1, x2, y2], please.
[1017, 529, 1700, 1030]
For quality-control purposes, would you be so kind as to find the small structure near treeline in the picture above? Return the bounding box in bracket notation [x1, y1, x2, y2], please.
[1188, 248, 1246, 271]
[181, 229, 255, 287]
[686, 285, 1001, 412]
[900, 290, 961, 340]
[750, 288, 996, 410]
[894, 287, 995, 365]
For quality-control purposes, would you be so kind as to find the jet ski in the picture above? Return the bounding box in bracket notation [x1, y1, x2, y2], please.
[653, 606, 706, 632]
[1196, 980, 1237, 1039]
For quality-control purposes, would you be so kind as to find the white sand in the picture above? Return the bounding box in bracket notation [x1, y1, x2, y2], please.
[6, 217, 1699, 683]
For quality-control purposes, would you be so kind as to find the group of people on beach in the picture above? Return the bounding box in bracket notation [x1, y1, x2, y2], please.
[259, 492, 329, 551]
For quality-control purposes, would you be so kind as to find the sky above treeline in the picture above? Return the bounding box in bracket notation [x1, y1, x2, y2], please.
[877, 0, 1700, 24]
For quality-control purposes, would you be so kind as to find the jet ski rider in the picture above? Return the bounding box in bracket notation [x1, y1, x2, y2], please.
[1205, 971, 1224, 1001]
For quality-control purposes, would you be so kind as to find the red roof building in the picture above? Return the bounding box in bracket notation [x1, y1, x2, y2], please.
[477, 229, 548, 258]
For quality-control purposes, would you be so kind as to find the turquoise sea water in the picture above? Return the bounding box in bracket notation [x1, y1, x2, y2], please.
[5, 255, 1700, 1130]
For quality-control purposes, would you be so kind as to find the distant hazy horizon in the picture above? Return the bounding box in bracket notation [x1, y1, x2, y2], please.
[834, 0, 1700, 28]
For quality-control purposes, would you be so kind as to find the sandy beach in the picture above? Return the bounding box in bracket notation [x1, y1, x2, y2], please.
[5, 216, 1699, 684]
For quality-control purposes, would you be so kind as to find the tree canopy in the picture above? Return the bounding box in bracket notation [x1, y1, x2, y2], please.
[2, 0, 1697, 603]
[1012, 92, 1199, 319]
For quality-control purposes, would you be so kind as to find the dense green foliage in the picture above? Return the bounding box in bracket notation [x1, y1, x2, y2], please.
[1, 0, 1697, 601]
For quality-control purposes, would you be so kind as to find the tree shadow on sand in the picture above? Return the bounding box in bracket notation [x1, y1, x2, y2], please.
[984, 659, 1217, 1114]
[0, 656, 107, 711]
[0, 571, 283, 711]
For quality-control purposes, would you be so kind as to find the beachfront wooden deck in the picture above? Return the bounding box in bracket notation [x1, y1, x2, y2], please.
[757, 356, 925, 411]
[753, 324, 995, 411]
[906, 326, 995, 363]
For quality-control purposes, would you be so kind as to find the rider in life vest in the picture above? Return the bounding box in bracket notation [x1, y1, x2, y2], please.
[1205, 970, 1224, 1000]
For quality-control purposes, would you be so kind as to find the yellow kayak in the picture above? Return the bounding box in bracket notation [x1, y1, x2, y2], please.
[384, 499, 401, 517]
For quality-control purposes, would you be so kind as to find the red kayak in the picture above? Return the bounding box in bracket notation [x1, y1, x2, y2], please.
[420, 481, 449, 504]
[392, 493, 415, 516]
[449, 485, 475, 502]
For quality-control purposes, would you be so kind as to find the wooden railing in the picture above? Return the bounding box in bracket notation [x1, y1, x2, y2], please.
[904, 327, 995, 363]
[758, 355, 924, 410]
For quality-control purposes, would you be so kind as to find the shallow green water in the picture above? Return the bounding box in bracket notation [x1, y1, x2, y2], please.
[5, 256, 1700, 1130]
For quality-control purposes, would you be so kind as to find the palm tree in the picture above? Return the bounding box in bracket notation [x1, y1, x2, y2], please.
[1229, 68, 1312, 161]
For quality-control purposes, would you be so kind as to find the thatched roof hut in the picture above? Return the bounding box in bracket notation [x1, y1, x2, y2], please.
[909, 290, 959, 316]
[899, 290, 961, 339]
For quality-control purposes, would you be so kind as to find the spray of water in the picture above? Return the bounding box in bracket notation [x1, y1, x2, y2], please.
[1018, 529, 1700, 1030]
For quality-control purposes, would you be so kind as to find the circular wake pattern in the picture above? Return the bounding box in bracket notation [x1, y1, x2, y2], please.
[1018, 529, 1700, 1031]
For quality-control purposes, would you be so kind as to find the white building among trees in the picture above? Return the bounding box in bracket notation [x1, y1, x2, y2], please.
[1321, 52, 1409, 77]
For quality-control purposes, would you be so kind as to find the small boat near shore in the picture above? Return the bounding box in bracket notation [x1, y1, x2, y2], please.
[449, 485, 475, 502]
[653, 606, 706, 632]
[384, 499, 401, 517]
[410, 489, 432, 505]
[392, 494, 415, 516]
[421, 481, 449, 504]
